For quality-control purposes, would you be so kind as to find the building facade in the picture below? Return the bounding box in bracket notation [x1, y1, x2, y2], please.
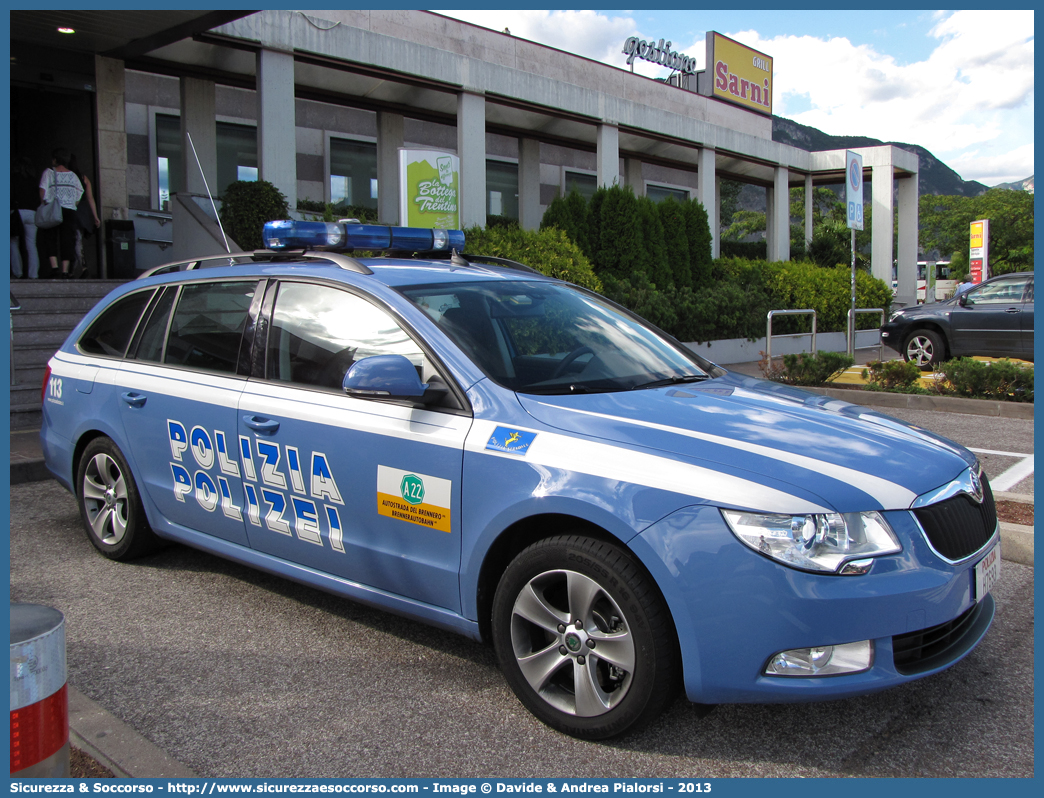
[10, 9, 920, 304]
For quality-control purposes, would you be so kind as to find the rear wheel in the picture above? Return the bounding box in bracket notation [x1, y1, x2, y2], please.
[903, 329, 945, 369]
[76, 437, 161, 560]
[492, 535, 678, 739]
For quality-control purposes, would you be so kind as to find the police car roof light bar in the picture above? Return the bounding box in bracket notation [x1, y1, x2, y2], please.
[263, 220, 465, 254]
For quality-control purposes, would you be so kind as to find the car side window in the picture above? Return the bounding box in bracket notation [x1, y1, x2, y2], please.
[163, 281, 258, 375]
[265, 281, 432, 391]
[78, 290, 155, 359]
[133, 287, 177, 363]
[967, 277, 1031, 305]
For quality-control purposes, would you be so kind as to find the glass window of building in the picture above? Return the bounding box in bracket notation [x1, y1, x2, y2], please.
[216, 122, 258, 196]
[330, 139, 378, 210]
[486, 160, 519, 219]
[156, 117, 258, 207]
[156, 115, 183, 210]
[647, 184, 690, 203]
[564, 171, 597, 201]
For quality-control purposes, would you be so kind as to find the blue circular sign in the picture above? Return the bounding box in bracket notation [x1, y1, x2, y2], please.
[849, 159, 861, 191]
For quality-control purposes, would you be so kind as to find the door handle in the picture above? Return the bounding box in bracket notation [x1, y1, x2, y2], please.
[243, 415, 280, 434]
[1005, 307, 1021, 313]
[120, 391, 147, 408]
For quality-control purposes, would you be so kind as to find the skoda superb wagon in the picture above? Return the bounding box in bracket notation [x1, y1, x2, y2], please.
[41, 221, 1000, 739]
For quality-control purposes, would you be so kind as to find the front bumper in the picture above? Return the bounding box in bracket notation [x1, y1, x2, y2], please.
[879, 322, 908, 355]
[632, 504, 996, 704]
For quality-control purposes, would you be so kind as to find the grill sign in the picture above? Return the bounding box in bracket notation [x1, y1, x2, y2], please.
[708, 31, 773, 115]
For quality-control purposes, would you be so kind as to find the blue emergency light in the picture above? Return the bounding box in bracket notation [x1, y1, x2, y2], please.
[263, 220, 465, 253]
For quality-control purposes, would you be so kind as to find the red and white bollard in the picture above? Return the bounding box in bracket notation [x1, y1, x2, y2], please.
[10, 604, 70, 778]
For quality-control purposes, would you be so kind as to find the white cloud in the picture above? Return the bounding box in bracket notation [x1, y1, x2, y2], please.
[733, 10, 1033, 172]
[946, 143, 1035, 187]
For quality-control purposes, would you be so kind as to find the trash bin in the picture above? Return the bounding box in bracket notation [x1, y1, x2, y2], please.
[106, 220, 136, 279]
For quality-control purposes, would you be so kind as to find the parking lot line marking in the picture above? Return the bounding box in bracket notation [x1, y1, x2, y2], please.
[968, 448, 1033, 458]
[969, 451, 1034, 493]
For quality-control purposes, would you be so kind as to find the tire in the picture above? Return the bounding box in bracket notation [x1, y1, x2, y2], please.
[903, 329, 945, 369]
[492, 535, 679, 739]
[76, 437, 161, 560]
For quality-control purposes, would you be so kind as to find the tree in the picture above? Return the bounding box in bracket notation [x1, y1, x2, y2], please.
[919, 189, 1034, 276]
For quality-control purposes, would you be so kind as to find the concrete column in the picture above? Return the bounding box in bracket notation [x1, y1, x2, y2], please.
[871, 163, 895, 288]
[896, 174, 919, 305]
[766, 185, 775, 261]
[624, 158, 643, 195]
[179, 77, 217, 197]
[697, 147, 717, 258]
[596, 123, 619, 188]
[94, 55, 127, 278]
[769, 166, 790, 261]
[376, 111, 404, 225]
[256, 48, 297, 209]
[804, 173, 814, 248]
[518, 138, 541, 231]
[457, 90, 486, 228]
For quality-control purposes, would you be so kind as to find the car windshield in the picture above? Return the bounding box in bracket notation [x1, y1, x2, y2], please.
[399, 280, 718, 394]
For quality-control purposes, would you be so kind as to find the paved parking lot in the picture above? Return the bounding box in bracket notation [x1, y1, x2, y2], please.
[9, 465, 1034, 778]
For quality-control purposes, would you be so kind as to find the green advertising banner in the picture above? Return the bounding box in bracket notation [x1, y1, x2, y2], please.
[398, 149, 459, 229]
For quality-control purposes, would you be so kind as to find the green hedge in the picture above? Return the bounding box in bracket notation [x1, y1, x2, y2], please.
[219, 180, 290, 250]
[462, 225, 602, 292]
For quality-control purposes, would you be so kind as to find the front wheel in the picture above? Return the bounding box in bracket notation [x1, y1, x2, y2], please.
[903, 329, 945, 369]
[76, 437, 162, 560]
[492, 535, 678, 739]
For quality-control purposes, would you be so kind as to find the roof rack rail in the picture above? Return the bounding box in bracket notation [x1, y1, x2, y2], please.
[419, 251, 540, 275]
[137, 249, 373, 279]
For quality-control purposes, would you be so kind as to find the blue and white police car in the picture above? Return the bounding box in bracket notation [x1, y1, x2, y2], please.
[41, 221, 1000, 739]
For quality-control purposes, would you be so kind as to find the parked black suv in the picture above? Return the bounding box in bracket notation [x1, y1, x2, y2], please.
[881, 271, 1034, 367]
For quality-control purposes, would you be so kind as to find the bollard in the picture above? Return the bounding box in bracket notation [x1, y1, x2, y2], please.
[10, 604, 70, 778]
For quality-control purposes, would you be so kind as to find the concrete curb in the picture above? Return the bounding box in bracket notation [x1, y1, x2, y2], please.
[999, 524, 1034, 567]
[69, 685, 196, 778]
[806, 386, 1035, 419]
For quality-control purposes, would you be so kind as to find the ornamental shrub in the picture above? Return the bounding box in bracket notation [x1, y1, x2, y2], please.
[219, 180, 291, 251]
[935, 358, 1034, 402]
[462, 225, 602, 293]
[684, 198, 713, 285]
[770, 351, 855, 386]
[862, 359, 923, 391]
[658, 197, 691, 288]
[540, 190, 590, 255]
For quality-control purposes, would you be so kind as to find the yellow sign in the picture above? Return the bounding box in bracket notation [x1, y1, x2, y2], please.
[970, 221, 984, 249]
[710, 32, 773, 115]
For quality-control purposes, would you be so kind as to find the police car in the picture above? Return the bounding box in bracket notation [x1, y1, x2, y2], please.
[41, 221, 1000, 739]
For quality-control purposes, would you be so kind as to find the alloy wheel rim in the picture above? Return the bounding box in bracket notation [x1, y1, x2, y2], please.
[509, 569, 635, 717]
[82, 453, 129, 546]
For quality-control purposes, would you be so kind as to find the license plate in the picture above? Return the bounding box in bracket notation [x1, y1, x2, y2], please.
[974, 543, 1001, 601]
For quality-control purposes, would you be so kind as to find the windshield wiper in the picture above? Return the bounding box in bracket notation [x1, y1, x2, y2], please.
[631, 374, 709, 391]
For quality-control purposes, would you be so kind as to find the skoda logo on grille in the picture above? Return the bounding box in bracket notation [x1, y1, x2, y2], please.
[969, 470, 984, 503]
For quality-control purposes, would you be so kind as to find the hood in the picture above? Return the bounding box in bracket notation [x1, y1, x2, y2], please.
[517, 372, 975, 513]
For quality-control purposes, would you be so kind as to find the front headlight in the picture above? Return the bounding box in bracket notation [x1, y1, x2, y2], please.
[721, 510, 901, 574]
[888, 310, 905, 322]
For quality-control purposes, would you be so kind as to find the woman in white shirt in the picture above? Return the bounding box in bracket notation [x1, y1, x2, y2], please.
[39, 148, 84, 278]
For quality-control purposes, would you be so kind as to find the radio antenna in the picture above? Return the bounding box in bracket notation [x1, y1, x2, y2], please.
[187, 131, 231, 254]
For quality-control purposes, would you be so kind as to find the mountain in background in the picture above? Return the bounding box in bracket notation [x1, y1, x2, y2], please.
[771, 116, 992, 198]
[991, 176, 1034, 193]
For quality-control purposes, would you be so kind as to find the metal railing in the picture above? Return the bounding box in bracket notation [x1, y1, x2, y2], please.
[765, 309, 816, 363]
[10, 292, 21, 386]
[847, 308, 885, 360]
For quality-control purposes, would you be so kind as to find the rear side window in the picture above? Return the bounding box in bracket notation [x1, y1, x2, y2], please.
[163, 281, 258, 375]
[78, 290, 155, 358]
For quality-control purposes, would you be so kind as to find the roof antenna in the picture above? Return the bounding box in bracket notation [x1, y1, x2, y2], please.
[450, 248, 468, 267]
[187, 131, 232, 254]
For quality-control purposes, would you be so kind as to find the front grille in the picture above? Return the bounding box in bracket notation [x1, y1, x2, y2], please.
[913, 473, 997, 561]
[893, 602, 983, 675]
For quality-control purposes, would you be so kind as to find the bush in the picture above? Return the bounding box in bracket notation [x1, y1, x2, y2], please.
[685, 199, 713, 285]
[220, 180, 291, 250]
[462, 225, 602, 292]
[658, 197, 691, 288]
[862, 360, 923, 391]
[540, 190, 591, 256]
[935, 358, 1034, 402]
[297, 200, 378, 223]
[720, 240, 767, 260]
[762, 351, 855, 386]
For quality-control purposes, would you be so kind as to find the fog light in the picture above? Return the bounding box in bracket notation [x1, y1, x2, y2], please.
[765, 640, 873, 676]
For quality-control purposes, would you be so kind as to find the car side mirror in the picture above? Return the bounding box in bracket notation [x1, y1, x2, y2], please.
[958, 293, 970, 307]
[343, 355, 428, 400]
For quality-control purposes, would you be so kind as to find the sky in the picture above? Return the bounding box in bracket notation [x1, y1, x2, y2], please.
[433, 8, 1034, 187]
